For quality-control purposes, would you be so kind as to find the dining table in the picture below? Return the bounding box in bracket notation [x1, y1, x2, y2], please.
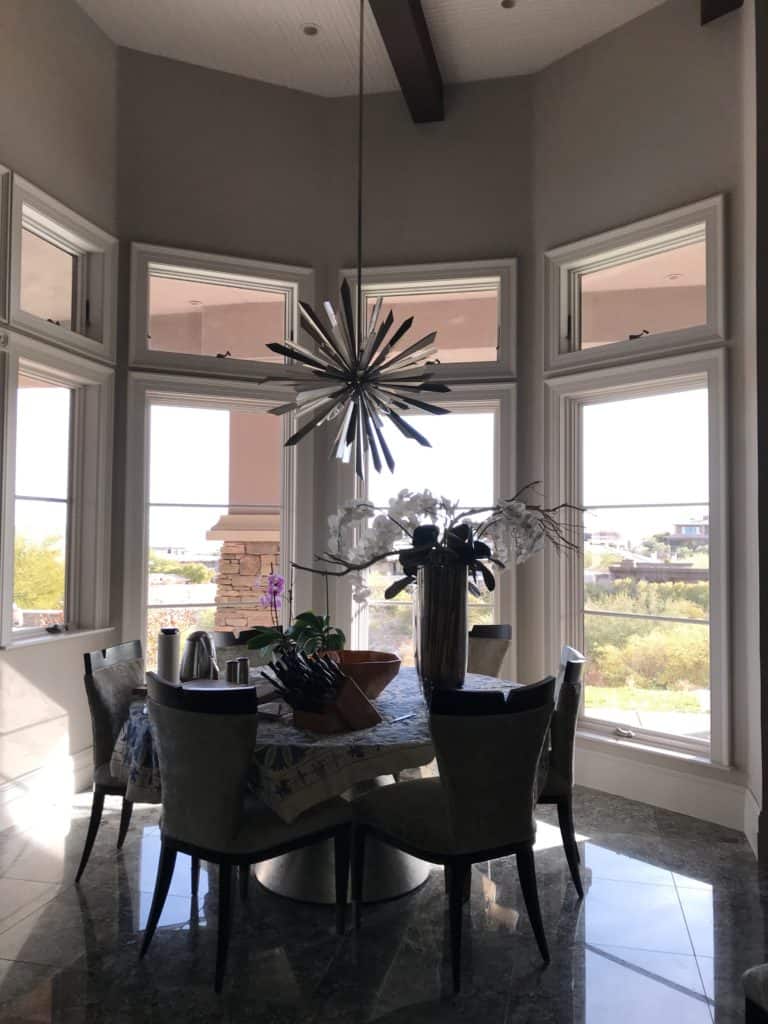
[110, 665, 521, 904]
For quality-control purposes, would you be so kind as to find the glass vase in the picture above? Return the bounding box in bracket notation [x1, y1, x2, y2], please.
[414, 562, 468, 699]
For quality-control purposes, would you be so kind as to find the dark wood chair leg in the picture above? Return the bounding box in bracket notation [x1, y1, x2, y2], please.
[140, 841, 177, 957]
[351, 824, 367, 929]
[448, 858, 471, 994]
[334, 826, 351, 935]
[516, 846, 549, 963]
[215, 863, 233, 993]
[117, 798, 133, 850]
[444, 863, 471, 901]
[191, 856, 200, 897]
[75, 788, 106, 883]
[557, 797, 584, 898]
[239, 863, 249, 902]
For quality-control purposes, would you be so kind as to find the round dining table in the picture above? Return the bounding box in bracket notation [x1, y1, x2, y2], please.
[110, 665, 517, 905]
[251, 666, 517, 904]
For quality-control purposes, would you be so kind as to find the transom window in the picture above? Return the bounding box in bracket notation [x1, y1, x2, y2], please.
[130, 243, 312, 376]
[349, 259, 517, 378]
[9, 177, 118, 360]
[147, 264, 288, 363]
[545, 196, 724, 372]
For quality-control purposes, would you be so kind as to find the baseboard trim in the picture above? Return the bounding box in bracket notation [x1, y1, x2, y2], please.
[0, 747, 93, 833]
[744, 787, 761, 856]
[575, 740, 748, 836]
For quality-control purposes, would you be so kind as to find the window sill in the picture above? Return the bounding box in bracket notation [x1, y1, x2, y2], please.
[576, 726, 743, 784]
[0, 626, 116, 652]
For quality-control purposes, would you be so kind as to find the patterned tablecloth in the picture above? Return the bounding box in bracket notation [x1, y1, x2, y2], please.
[110, 667, 517, 821]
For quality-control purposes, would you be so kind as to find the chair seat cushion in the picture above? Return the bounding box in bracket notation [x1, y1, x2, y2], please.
[743, 964, 768, 1010]
[355, 778, 460, 855]
[94, 762, 126, 790]
[166, 795, 351, 856]
[538, 761, 568, 801]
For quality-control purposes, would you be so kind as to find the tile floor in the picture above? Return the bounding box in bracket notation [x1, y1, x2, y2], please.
[0, 785, 763, 1022]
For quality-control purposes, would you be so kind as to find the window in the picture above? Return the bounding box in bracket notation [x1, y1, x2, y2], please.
[356, 403, 502, 664]
[130, 244, 313, 376]
[0, 333, 114, 645]
[12, 372, 72, 632]
[348, 259, 516, 378]
[545, 196, 724, 372]
[143, 399, 285, 668]
[0, 165, 10, 324]
[545, 350, 728, 763]
[9, 176, 118, 360]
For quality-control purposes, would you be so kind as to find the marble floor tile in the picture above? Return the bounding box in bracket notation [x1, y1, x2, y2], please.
[0, 788, 762, 1023]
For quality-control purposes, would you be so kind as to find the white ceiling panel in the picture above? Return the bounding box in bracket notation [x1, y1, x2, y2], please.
[75, 0, 668, 97]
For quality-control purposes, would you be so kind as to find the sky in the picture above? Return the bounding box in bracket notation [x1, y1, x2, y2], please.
[13, 390, 710, 559]
[583, 388, 709, 545]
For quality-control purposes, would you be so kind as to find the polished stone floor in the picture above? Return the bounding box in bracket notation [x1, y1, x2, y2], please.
[0, 785, 763, 1022]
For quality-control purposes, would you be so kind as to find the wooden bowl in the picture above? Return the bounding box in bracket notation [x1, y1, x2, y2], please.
[337, 651, 401, 700]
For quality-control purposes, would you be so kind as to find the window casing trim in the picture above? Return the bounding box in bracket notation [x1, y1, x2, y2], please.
[544, 348, 729, 766]
[340, 258, 517, 381]
[544, 195, 725, 374]
[0, 330, 114, 647]
[129, 243, 314, 380]
[0, 166, 10, 325]
[8, 175, 117, 362]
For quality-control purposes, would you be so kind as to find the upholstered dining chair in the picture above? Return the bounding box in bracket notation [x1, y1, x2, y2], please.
[140, 672, 352, 992]
[352, 676, 556, 993]
[537, 645, 586, 898]
[467, 623, 512, 678]
[76, 641, 146, 883]
[743, 964, 768, 1022]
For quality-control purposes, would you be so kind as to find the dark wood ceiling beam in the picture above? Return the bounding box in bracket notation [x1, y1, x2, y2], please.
[369, 0, 444, 123]
[701, 0, 743, 26]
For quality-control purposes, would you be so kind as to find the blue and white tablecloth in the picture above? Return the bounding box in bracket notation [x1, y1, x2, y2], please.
[110, 667, 517, 822]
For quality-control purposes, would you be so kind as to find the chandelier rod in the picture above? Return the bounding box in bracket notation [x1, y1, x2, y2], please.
[356, 0, 365, 355]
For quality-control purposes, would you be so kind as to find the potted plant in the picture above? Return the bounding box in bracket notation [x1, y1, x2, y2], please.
[295, 485, 578, 694]
[246, 568, 346, 660]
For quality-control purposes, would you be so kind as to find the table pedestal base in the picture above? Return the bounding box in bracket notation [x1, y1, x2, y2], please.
[254, 834, 430, 905]
[254, 776, 430, 905]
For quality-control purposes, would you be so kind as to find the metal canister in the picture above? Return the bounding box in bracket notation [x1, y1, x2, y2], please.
[237, 656, 250, 685]
[225, 660, 239, 683]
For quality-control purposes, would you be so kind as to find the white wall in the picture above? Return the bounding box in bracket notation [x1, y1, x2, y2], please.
[0, 0, 119, 813]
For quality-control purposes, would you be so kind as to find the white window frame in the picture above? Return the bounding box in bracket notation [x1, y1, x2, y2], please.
[0, 166, 11, 325]
[544, 348, 729, 765]
[0, 329, 114, 647]
[331, 384, 517, 678]
[9, 175, 118, 362]
[122, 372, 311, 649]
[341, 258, 517, 381]
[544, 196, 725, 374]
[129, 243, 314, 379]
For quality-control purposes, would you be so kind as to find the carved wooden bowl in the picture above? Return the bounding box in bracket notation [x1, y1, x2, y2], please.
[337, 650, 401, 700]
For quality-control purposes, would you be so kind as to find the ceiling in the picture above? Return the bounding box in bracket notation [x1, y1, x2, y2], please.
[75, 0, 668, 98]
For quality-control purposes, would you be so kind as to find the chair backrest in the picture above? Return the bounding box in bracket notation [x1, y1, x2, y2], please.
[430, 677, 555, 853]
[467, 636, 512, 678]
[550, 647, 586, 789]
[83, 641, 145, 770]
[469, 624, 512, 639]
[146, 672, 259, 851]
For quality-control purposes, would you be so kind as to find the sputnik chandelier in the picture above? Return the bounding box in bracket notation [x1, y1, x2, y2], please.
[262, 0, 450, 478]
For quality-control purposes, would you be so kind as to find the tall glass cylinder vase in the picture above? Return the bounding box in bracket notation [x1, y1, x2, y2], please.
[414, 562, 468, 699]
